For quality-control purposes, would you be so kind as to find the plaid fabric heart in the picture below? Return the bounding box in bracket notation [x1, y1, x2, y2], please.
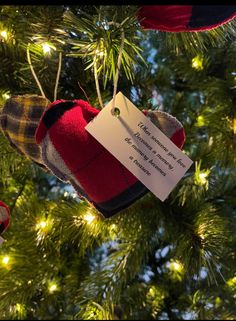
[137, 5, 236, 32]
[0, 201, 10, 235]
[35, 99, 185, 217]
[0, 95, 50, 168]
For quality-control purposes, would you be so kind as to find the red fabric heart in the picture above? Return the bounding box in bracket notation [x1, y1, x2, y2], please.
[36, 100, 185, 217]
[0, 201, 10, 234]
[137, 5, 236, 32]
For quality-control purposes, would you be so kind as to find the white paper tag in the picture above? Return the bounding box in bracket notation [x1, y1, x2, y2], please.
[86, 92, 193, 201]
[0, 236, 4, 245]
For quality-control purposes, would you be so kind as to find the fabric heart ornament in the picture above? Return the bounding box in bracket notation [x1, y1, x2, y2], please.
[137, 5, 236, 32]
[0, 201, 10, 235]
[35, 100, 185, 217]
[0, 95, 50, 169]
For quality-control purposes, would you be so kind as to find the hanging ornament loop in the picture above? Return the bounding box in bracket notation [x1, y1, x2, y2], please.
[26, 43, 62, 101]
[93, 22, 125, 114]
[26, 43, 47, 99]
[109, 22, 125, 115]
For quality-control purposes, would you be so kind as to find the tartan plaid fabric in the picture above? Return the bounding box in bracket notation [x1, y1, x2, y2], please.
[0, 95, 50, 168]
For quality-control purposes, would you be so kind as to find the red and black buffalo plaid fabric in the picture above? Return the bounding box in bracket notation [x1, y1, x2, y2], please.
[35, 99, 186, 217]
[0, 201, 10, 235]
[137, 5, 236, 32]
[0, 95, 50, 169]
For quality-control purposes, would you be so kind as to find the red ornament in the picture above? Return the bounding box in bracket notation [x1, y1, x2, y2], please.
[36, 100, 185, 217]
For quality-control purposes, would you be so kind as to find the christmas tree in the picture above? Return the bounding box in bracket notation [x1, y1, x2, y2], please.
[0, 5, 236, 320]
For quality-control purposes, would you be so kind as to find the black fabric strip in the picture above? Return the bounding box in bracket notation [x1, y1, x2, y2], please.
[43, 101, 77, 129]
[189, 5, 236, 28]
[0, 223, 5, 234]
[95, 181, 149, 217]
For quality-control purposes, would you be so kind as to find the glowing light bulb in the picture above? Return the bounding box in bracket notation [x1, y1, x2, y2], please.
[0, 30, 8, 40]
[198, 172, 208, 185]
[35, 218, 53, 240]
[148, 287, 155, 297]
[48, 282, 58, 293]
[42, 43, 51, 54]
[83, 211, 96, 224]
[2, 93, 10, 100]
[36, 220, 48, 231]
[15, 303, 24, 313]
[168, 260, 184, 274]
[49, 284, 57, 292]
[194, 161, 211, 189]
[192, 55, 204, 70]
[227, 276, 236, 287]
[41, 42, 56, 55]
[170, 261, 182, 272]
[2, 255, 10, 265]
[39, 221, 47, 229]
[196, 115, 205, 127]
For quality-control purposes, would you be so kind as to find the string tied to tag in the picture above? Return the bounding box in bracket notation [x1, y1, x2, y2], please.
[111, 25, 125, 116]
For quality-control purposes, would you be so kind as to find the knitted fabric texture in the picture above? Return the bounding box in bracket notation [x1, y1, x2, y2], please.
[35, 100, 185, 217]
[0, 201, 10, 235]
[0, 95, 50, 168]
[137, 5, 236, 32]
